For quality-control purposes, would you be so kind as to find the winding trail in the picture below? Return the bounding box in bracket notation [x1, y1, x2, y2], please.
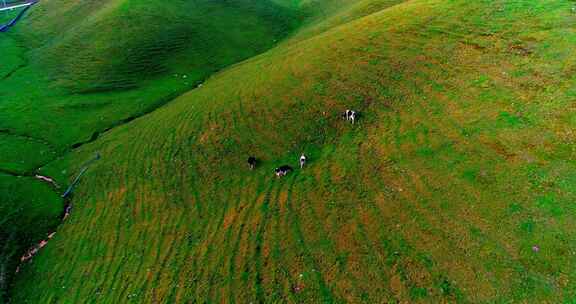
[15, 173, 62, 273]
[13, 149, 100, 275]
[14, 167, 86, 273]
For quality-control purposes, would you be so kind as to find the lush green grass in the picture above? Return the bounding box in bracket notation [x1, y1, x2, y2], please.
[0, 8, 18, 25]
[5, 0, 576, 303]
[0, 0, 299, 156]
[3, 0, 576, 302]
[286, 0, 407, 42]
[0, 174, 62, 302]
[0, 34, 23, 79]
[21, 0, 297, 93]
[0, 0, 302, 302]
[0, 133, 55, 174]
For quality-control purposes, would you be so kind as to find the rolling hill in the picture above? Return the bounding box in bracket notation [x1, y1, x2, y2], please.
[3, 0, 576, 303]
[0, 0, 300, 301]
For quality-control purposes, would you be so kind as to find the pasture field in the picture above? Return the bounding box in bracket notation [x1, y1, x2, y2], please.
[0, 0, 298, 152]
[2, 0, 576, 303]
[0, 0, 300, 301]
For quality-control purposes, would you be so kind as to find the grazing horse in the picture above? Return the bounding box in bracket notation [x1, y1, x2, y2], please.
[299, 154, 307, 169]
[275, 165, 293, 177]
[248, 156, 257, 170]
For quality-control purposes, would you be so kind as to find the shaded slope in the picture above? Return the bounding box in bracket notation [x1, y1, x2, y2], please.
[21, 0, 298, 93]
[11, 0, 576, 303]
[0, 174, 61, 303]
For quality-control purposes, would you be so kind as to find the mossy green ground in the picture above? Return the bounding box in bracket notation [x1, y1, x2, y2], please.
[2, 0, 576, 303]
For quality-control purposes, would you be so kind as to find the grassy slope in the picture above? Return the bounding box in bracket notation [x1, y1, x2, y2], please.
[0, 0, 300, 302]
[0, 0, 298, 172]
[11, 0, 576, 303]
[0, 174, 61, 302]
[287, 0, 407, 42]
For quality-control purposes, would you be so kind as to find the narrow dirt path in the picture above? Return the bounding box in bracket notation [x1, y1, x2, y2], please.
[13, 150, 100, 274]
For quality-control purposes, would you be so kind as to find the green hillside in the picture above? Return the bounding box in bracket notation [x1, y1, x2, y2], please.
[1, 0, 298, 164]
[4, 0, 576, 303]
[0, 0, 300, 301]
[0, 174, 61, 302]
